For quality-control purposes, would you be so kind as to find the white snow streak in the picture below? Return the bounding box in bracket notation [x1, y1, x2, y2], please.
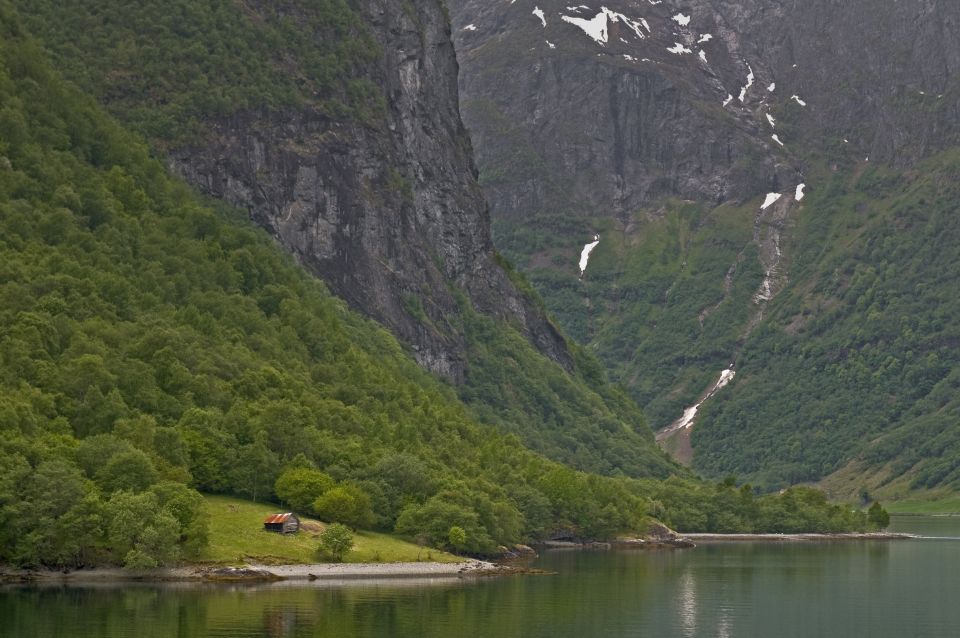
[697, 33, 713, 43]
[795, 183, 806, 201]
[738, 64, 754, 102]
[767, 82, 776, 92]
[771, 134, 784, 146]
[761, 192, 782, 210]
[463, 24, 477, 31]
[722, 94, 733, 107]
[532, 7, 546, 27]
[790, 95, 807, 106]
[668, 42, 693, 55]
[672, 13, 691, 26]
[579, 235, 600, 275]
[766, 113, 776, 127]
[674, 368, 737, 430]
[699, 50, 708, 63]
[546, 40, 556, 49]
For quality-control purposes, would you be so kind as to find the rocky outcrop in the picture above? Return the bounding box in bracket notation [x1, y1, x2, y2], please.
[450, 0, 960, 222]
[167, 0, 572, 382]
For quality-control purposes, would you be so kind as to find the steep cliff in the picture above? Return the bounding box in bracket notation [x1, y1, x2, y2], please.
[164, 1, 573, 384]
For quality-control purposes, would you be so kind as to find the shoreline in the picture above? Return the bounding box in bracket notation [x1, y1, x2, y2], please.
[679, 532, 917, 542]
[0, 559, 509, 585]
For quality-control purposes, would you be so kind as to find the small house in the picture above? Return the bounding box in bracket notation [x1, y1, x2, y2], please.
[263, 512, 300, 534]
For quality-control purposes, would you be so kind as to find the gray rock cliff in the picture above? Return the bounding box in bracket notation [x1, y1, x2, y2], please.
[168, 0, 572, 382]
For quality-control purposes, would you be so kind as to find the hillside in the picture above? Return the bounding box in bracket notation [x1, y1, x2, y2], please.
[10, 0, 679, 480]
[448, 0, 960, 495]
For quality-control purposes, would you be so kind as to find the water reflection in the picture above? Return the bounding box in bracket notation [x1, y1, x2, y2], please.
[3, 518, 960, 638]
[677, 569, 697, 637]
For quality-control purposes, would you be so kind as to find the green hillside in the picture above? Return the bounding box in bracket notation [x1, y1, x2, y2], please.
[496, 152, 960, 496]
[10, 0, 681, 482]
[0, 8, 666, 566]
[695, 157, 960, 492]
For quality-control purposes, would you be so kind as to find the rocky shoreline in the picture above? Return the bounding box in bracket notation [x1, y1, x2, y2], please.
[0, 560, 524, 585]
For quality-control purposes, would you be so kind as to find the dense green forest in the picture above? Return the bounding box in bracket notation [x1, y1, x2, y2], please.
[493, 198, 763, 430]
[495, 152, 960, 494]
[695, 158, 960, 492]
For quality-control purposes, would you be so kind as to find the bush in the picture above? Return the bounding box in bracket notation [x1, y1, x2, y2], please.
[318, 523, 353, 562]
[313, 484, 375, 529]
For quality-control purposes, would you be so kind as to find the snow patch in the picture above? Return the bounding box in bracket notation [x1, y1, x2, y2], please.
[579, 235, 600, 275]
[738, 64, 754, 102]
[698, 50, 708, 64]
[795, 183, 806, 201]
[790, 95, 807, 106]
[463, 24, 477, 31]
[672, 13, 691, 26]
[667, 42, 693, 55]
[532, 7, 546, 27]
[766, 113, 776, 127]
[722, 94, 734, 107]
[771, 134, 784, 146]
[767, 82, 776, 92]
[697, 33, 713, 43]
[623, 54, 636, 61]
[547, 40, 556, 49]
[560, 7, 648, 46]
[761, 192, 782, 210]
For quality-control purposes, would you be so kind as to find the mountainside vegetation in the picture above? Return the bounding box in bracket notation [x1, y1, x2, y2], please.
[10, 0, 685, 482]
[0, 4, 882, 569]
[695, 157, 960, 493]
[448, 0, 960, 501]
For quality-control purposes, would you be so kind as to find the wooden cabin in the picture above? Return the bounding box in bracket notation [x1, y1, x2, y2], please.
[263, 512, 300, 534]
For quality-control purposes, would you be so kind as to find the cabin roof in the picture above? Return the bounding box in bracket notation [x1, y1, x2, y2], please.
[264, 512, 297, 524]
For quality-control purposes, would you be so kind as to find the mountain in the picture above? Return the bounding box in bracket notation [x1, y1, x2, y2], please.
[12, 0, 678, 479]
[449, 0, 960, 495]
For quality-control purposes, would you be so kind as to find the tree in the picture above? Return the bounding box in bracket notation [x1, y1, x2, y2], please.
[313, 484, 375, 529]
[274, 467, 335, 513]
[95, 449, 159, 494]
[447, 526, 466, 554]
[868, 502, 890, 529]
[319, 523, 353, 562]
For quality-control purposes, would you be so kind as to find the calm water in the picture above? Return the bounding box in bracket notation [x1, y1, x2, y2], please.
[3, 517, 959, 638]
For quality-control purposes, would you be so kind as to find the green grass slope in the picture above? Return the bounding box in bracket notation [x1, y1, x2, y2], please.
[200, 495, 459, 565]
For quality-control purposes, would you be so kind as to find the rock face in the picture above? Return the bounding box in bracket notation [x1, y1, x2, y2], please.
[450, 0, 960, 222]
[168, 0, 571, 382]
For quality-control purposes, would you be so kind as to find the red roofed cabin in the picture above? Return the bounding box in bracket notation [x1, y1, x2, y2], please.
[263, 512, 300, 534]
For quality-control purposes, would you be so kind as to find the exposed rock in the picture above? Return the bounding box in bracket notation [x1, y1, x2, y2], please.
[450, 0, 960, 222]
[167, 0, 572, 382]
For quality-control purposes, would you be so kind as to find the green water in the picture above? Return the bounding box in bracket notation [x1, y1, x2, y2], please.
[3, 517, 959, 637]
